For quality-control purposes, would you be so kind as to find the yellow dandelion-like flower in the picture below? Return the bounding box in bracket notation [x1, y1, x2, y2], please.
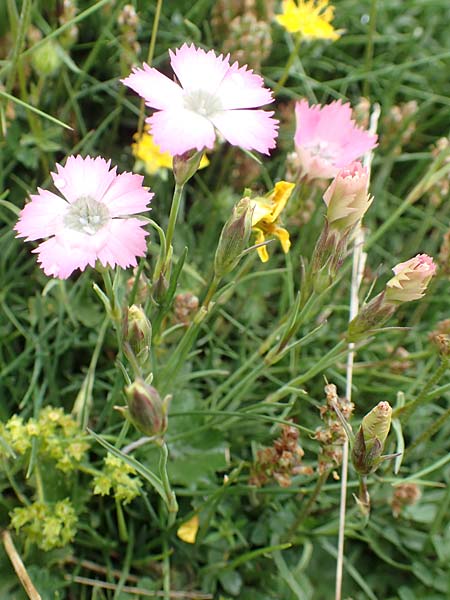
[276, 0, 341, 41]
[250, 181, 295, 263]
[132, 128, 209, 176]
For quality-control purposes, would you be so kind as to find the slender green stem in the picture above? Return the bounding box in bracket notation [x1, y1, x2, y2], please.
[285, 471, 330, 538]
[394, 356, 449, 423]
[164, 182, 184, 269]
[115, 498, 129, 542]
[137, 0, 164, 136]
[202, 274, 221, 308]
[162, 534, 171, 600]
[274, 33, 302, 95]
[34, 462, 45, 503]
[158, 441, 178, 525]
[5, 0, 32, 94]
[267, 339, 349, 403]
[405, 404, 450, 457]
[157, 309, 206, 393]
[362, 0, 378, 99]
[72, 316, 109, 428]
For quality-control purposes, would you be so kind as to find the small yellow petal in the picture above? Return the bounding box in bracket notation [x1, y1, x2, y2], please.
[256, 244, 270, 263]
[273, 226, 291, 254]
[199, 154, 209, 169]
[253, 227, 269, 262]
[250, 197, 273, 226]
[177, 515, 199, 544]
[269, 181, 295, 222]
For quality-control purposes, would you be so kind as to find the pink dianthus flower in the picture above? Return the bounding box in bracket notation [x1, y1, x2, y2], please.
[294, 99, 378, 180]
[122, 43, 278, 156]
[15, 155, 153, 279]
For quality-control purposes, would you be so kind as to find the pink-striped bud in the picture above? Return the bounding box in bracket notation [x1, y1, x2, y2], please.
[323, 161, 372, 231]
[385, 254, 436, 304]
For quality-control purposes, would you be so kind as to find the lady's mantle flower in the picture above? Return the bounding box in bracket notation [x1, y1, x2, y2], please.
[122, 43, 278, 156]
[132, 127, 209, 176]
[294, 100, 378, 180]
[323, 161, 372, 231]
[250, 181, 295, 262]
[276, 0, 341, 41]
[385, 254, 436, 304]
[15, 155, 153, 279]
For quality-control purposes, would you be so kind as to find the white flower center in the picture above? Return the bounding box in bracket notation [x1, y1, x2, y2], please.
[307, 140, 338, 162]
[183, 89, 223, 117]
[64, 196, 110, 235]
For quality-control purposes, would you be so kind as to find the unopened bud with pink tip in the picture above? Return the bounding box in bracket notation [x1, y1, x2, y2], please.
[385, 254, 436, 304]
[348, 254, 437, 341]
[352, 401, 392, 475]
[323, 161, 372, 232]
[123, 379, 170, 437]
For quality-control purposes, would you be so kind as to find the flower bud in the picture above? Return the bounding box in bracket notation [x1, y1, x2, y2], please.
[385, 254, 436, 304]
[173, 150, 205, 185]
[124, 380, 170, 437]
[31, 39, 62, 76]
[323, 161, 372, 231]
[214, 197, 253, 277]
[124, 305, 152, 364]
[352, 401, 392, 475]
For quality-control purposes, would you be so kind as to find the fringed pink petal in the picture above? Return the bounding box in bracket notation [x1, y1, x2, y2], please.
[294, 100, 323, 146]
[33, 236, 97, 279]
[51, 155, 117, 204]
[96, 219, 148, 269]
[15, 189, 68, 241]
[216, 62, 273, 109]
[101, 172, 153, 217]
[121, 64, 184, 110]
[169, 43, 230, 94]
[147, 109, 216, 156]
[211, 109, 279, 155]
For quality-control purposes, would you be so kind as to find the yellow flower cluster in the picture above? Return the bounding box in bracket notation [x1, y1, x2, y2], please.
[276, 0, 341, 40]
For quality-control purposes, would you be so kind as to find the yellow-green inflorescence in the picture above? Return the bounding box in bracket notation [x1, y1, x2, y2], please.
[93, 453, 142, 504]
[0, 406, 90, 472]
[10, 499, 78, 551]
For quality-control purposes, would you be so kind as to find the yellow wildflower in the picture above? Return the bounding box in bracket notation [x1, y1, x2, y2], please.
[132, 128, 209, 176]
[250, 181, 294, 263]
[276, 0, 341, 41]
[177, 514, 200, 544]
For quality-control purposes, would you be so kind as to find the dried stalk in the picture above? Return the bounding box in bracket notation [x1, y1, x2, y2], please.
[334, 104, 381, 600]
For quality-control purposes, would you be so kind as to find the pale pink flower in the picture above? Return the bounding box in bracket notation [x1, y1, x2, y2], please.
[294, 99, 378, 179]
[122, 43, 278, 156]
[385, 254, 436, 303]
[15, 155, 153, 279]
[322, 161, 372, 230]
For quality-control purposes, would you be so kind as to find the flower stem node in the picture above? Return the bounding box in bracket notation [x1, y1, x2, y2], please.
[124, 380, 170, 438]
[351, 401, 392, 475]
[347, 292, 396, 342]
[214, 197, 253, 277]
